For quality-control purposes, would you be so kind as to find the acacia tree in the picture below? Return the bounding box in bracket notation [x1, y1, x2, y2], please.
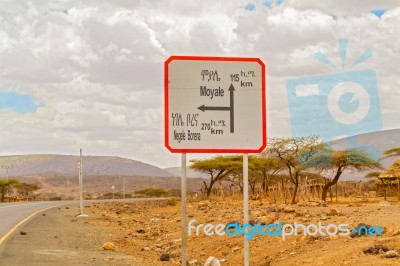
[227, 156, 258, 194]
[228, 164, 246, 194]
[248, 169, 259, 195]
[215, 156, 279, 195]
[0, 179, 20, 202]
[365, 146, 400, 180]
[365, 171, 382, 179]
[15, 182, 40, 198]
[190, 155, 242, 197]
[383, 147, 400, 159]
[250, 156, 283, 194]
[266, 136, 322, 204]
[306, 147, 381, 201]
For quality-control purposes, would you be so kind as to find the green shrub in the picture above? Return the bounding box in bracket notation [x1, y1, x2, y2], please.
[165, 198, 178, 206]
[134, 188, 168, 197]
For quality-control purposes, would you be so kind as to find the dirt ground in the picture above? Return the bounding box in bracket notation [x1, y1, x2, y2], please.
[81, 197, 400, 266]
[1, 198, 399, 266]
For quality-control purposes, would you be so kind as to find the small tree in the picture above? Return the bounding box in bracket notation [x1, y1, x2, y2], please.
[306, 148, 381, 201]
[250, 156, 283, 195]
[15, 182, 41, 198]
[190, 156, 242, 197]
[0, 179, 20, 202]
[383, 147, 400, 159]
[266, 136, 323, 204]
[365, 171, 382, 179]
[226, 157, 257, 195]
[134, 188, 168, 197]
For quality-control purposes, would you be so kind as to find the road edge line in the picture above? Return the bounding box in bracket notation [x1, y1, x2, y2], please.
[0, 205, 62, 246]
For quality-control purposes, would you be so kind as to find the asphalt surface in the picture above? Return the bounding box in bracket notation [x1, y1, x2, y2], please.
[0, 199, 163, 265]
[0, 201, 73, 241]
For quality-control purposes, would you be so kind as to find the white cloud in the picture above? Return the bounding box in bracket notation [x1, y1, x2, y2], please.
[0, 0, 399, 168]
[287, 0, 399, 16]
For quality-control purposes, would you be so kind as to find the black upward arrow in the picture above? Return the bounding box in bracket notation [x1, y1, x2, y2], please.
[229, 83, 234, 133]
[197, 83, 235, 133]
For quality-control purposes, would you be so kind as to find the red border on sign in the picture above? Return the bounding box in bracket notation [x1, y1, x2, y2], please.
[164, 55, 267, 154]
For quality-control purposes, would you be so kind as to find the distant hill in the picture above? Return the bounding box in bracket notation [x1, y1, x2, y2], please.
[164, 167, 209, 179]
[0, 154, 205, 199]
[332, 128, 399, 162]
[15, 175, 204, 199]
[330, 128, 399, 181]
[0, 154, 175, 178]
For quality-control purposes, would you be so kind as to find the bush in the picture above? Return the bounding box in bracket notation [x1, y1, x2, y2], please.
[134, 188, 168, 197]
[168, 189, 181, 197]
[100, 192, 123, 199]
[165, 198, 178, 206]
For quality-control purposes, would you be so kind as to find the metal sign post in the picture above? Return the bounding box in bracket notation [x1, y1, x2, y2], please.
[77, 149, 88, 217]
[164, 56, 266, 265]
[243, 154, 249, 266]
[2, 165, 13, 198]
[181, 153, 187, 266]
[123, 180, 126, 199]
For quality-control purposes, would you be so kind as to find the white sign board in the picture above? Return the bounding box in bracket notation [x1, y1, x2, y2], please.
[164, 56, 266, 153]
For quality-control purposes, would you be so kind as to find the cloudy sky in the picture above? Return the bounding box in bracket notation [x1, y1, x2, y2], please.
[0, 0, 399, 168]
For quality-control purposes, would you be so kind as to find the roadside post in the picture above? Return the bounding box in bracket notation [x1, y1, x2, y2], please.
[181, 153, 187, 264]
[164, 56, 266, 266]
[123, 180, 126, 199]
[243, 153, 249, 263]
[1, 165, 13, 198]
[77, 148, 88, 217]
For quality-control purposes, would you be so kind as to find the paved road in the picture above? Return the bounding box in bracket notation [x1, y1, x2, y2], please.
[0, 198, 164, 265]
[0, 198, 161, 243]
[0, 201, 72, 241]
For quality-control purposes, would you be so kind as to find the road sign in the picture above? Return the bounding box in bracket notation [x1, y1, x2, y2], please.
[164, 56, 266, 153]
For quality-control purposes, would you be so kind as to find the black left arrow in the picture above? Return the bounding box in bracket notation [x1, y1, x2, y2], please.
[197, 83, 235, 133]
[198, 105, 230, 112]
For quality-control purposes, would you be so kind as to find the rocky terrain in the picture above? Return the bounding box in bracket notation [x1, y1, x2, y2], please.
[79, 197, 400, 265]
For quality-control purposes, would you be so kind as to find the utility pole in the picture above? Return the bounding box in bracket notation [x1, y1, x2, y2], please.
[77, 149, 88, 217]
[2, 165, 13, 198]
[123, 180, 126, 199]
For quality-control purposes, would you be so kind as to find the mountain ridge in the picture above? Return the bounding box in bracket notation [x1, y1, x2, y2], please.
[0, 154, 175, 178]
